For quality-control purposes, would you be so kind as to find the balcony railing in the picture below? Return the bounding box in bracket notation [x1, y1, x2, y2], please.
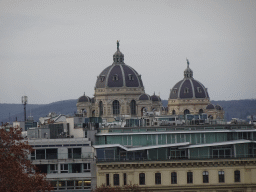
[96, 153, 256, 162]
[31, 152, 94, 160]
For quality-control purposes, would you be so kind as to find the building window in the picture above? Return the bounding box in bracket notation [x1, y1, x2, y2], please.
[234, 170, 240, 182]
[170, 149, 186, 159]
[83, 180, 91, 189]
[68, 148, 81, 159]
[128, 74, 134, 80]
[113, 174, 119, 186]
[75, 180, 82, 189]
[72, 164, 81, 173]
[58, 181, 66, 190]
[92, 110, 95, 117]
[171, 172, 177, 184]
[113, 100, 120, 115]
[61, 164, 68, 173]
[213, 146, 231, 158]
[173, 89, 177, 94]
[197, 87, 202, 93]
[83, 163, 90, 172]
[32, 149, 58, 160]
[113, 74, 118, 81]
[46, 149, 58, 159]
[106, 174, 110, 186]
[51, 181, 58, 190]
[218, 171, 225, 183]
[172, 110, 176, 115]
[139, 173, 145, 185]
[199, 109, 204, 114]
[184, 109, 190, 115]
[100, 75, 105, 82]
[187, 172, 193, 183]
[99, 101, 103, 116]
[123, 173, 127, 185]
[130, 100, 136, 115]
[49, 164, 58, 174]
[155, 173, 161, 185]
[184, 87, 189, 93]
[203, 171, 209, 183]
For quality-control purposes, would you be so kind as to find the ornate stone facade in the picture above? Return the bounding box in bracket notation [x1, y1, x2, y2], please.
[77, 43, 224, 121]
[77, 42, 163, 122]
[168, 59, 224, 119]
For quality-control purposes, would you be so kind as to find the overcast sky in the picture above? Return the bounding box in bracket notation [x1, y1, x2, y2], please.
[1, 0, 256, 104]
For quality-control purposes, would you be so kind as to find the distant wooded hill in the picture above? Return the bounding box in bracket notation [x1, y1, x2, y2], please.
[1, 99, 256, 123]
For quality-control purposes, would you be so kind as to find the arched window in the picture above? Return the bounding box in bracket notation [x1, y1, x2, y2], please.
[130, 100, 136, 115]
[199, 109, 203, 114]
[172, 110, 176, 115]
[171, 172, 177, 184]
[113, 74, 118, 81]
[234, 170, 240, 182]
[139, 173, 145, 185]
[92, 110, 95, 117]
[184, 109, 190, 115]
[99, 101, 103, 116]
[141, 107, 147, 116]
[203, 171, 209, 183]
[113, 100, 120, 115]
[218, 171, 225, 183]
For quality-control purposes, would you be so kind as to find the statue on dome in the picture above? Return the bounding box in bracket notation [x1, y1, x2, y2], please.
[117, 40, 120, 50]
[186, 58, 190, 67]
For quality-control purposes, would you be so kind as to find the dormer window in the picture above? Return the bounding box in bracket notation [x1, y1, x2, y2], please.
[184, 87, 189, 93]
[100, 75, 105, 82]
[173, 88, 177, 94]
[197, 87, 202, 93]
[128, 74, 134, 81]
[113, 74, 118, 81]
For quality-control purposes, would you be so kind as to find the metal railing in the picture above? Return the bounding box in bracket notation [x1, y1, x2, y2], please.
[31, 152, 94, 160]
[96, 153, 256, 162]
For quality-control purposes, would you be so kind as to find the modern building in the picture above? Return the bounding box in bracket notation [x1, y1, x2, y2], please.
[28, 138, 95, 192]
[27, 116, 98, 192]
[13, 116, 37, 131]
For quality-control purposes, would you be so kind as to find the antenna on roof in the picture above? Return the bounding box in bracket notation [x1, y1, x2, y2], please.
[22, 96, 28, 122]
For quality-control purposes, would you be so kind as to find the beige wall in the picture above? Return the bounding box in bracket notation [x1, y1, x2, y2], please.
[96, 159, 256, 191]
[168, 98, 210, 116]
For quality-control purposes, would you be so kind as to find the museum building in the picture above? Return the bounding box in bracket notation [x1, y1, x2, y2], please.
[88, 42, 256, 191]
[76, 41, 224, 122]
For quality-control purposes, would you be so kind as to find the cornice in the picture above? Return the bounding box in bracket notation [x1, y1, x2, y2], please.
[97, 159, 256, 170]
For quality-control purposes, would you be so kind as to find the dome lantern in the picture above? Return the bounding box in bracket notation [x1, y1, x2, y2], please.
[113, 40, 124, 64]
[184, 58, 193, 78]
